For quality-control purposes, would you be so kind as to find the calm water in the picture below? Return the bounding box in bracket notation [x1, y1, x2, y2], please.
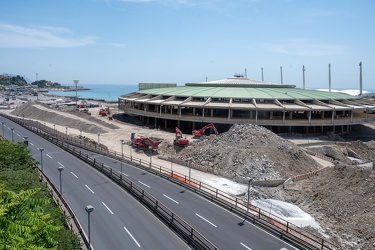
[47, 84, 375, 101]
[47, 84, 138, 101]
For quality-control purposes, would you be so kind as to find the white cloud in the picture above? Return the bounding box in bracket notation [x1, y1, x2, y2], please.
[0, 23, 96, 48]
[263, 39, 346, 57]
[109, 42, 128, 47]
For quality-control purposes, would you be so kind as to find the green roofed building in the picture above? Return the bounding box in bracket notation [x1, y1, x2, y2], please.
[118, 76, 375, 135]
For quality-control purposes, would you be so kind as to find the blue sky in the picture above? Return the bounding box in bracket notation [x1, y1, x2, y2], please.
[0, 0, 374, 89]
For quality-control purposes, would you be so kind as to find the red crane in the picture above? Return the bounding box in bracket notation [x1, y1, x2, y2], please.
[174, 127, 189, 146]
[192, 123, 218, 137]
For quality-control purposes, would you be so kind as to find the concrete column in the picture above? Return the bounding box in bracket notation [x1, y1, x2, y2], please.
[203, 108, 205, 119]
[211, 109, 214, 117]
[351, 109, 354, 122]
[270, 111, 273, 120]
[289, 111, 293, 119]
[193, 108, 196, 116]
[282, 111, 285, 121]
[321, 111, 325, 119]
[255, 110, 258, 122]
[179, 107, 181, 118]
[228, 109, 231, 121]
[309, 111, 311, 123]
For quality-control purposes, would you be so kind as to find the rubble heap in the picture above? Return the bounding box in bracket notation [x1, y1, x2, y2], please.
[172, 124, 321, 181]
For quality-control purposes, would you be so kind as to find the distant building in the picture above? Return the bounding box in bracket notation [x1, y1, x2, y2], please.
[118, 76, 375, 135]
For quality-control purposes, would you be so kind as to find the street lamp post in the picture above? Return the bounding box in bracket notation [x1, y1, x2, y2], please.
[120, 139, 124, 174]
[247, 178, 253, 213]
[53, 124, 56, 136]
[58, 166, 64, 196]
[1, 122, 4, 137]
[85, 205, 94, 250]
[148, 146, 152, 167]
[10, 128, 14, 141]
[39, 148, 44, 173]
[73, 80, 79, 108]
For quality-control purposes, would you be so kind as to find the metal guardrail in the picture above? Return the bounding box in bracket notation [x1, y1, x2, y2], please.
[1, 114, 218, 250]
[1, 114, 337, 250]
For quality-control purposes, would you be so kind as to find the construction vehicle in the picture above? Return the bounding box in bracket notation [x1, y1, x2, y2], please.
[174, 127, 189, 147]
[99, 107, 110, 116]
[131, 133, 163, 151]
[192, 123, 219, 138]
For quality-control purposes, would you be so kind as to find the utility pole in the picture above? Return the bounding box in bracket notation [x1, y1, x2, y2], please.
[302, 65, 306, 89]
[329, 64, 331, 92]
[261, 67, 264, 81]
[280, 66, 283, 85]
[359, 62, 363, 96]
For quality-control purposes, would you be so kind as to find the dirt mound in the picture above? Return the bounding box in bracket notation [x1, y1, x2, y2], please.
[170, 124, 321, 181]
[287, 164, 375, 249]
[11, 102, 118, 134]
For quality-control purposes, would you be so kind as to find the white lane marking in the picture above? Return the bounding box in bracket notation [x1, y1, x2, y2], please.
[57, 162, 65, 168]
[124, 227, 141, 248]
[138, 181, 150, 188]
[240, 242, 252, 250]
[163, 194, 179, 204]
[71, 172, 79, 178]
[195, 213, 217, 228]
[118, 171, 129, 176]
[17, 134, 20, 137]
[29, 142, 34, 146]
[85, 185, 95, 194]
[102, 202, 114, 214]
[46, 154, 52, 159]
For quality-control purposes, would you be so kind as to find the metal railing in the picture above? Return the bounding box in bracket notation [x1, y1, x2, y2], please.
[1, 114, 337, 250]
[1, 114, 218, 250]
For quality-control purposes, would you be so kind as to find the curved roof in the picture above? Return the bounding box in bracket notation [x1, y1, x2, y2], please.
[134, 85, 355, 100]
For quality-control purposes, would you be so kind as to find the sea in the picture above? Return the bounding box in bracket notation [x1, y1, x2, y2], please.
[47, 84, 375, 102]
[47, 84, 139, 101]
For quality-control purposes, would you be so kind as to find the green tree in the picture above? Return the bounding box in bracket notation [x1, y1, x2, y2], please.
[0, 185, 62, 249]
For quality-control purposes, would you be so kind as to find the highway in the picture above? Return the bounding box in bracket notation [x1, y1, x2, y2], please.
[0, 117, 189, 250]
[1, 116, 298, 250]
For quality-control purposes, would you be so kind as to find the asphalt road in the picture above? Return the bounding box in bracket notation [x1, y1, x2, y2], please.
[0, 117, 190, 250]
[1, 116, 299, 250]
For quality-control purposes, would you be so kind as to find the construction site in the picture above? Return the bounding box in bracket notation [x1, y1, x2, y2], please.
[5, 101, 375, 250]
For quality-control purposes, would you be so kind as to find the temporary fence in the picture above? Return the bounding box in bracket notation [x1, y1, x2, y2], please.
[1, 114, 337, 250]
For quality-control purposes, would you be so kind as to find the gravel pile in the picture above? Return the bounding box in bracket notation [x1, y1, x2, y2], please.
[170, 124, 321, 181]
[11, 102, 119, 134]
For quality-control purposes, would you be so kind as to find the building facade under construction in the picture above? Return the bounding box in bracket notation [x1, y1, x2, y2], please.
[118, 76, 375, 135]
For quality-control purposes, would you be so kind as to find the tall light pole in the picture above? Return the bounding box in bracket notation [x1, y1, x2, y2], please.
[280, 66, 283, 85]
[85, 205, 94, 250]
[148, 146, 153, 167]
[53, 124, 56, 136]
[247, 178, 253, 213]
[120, 139, 124, 174]
[39, 148, 44, 173]
[302, 65, 306, 89]
[11, 128, 14, 142]
[328, 63, 332, 92]
[359, 62, 363, 96]
[261, 67, 264, 81]
[58, 166, 64, 196]
[97, 134, 100, 146]
[73, 80, 79, 108]
[1, 122, 4, 137]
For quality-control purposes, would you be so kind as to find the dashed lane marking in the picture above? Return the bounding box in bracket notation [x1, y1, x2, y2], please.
[71, 172, 79, 178]
[195, 213, 217, 228]
[138, 181, 150, 188]
[102, 202, 114, 214]
[85, 185, 94, 194]
[163, 194, 179, 204]
[46, 154, 52, 159]
[124, 227, 141, 248]
[240, 242, 252, 250]
[57, 162, 65, 168]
